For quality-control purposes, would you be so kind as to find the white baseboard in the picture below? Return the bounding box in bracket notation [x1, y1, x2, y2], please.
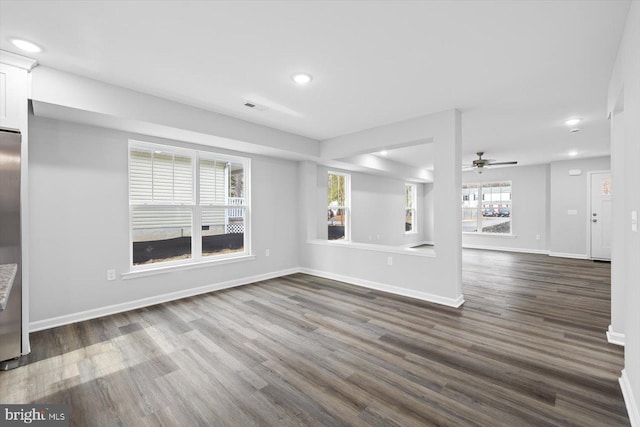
[607, 324, 625, 346]
[620, 369, 640, 427]
[300, 267, 464, 308]
[548, 251, 589, 260]
[462, 243, 549, 255]
[29, 264, 466, 332]
[29, 268, 300, 332]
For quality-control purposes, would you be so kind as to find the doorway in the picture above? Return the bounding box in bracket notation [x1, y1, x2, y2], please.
[589, 171, 612, 260]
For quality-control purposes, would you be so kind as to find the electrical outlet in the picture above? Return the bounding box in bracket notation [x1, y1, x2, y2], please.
[535, 234, 541, 241]
[106, 269, 116, 281]
[387, 256, 393, 266]
[265, 249, 270, 257]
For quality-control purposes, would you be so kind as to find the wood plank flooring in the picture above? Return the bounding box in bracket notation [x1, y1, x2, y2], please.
[0, 249, 628, 426]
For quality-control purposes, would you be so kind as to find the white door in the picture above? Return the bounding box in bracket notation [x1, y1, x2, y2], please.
[590, 172, 612, 260]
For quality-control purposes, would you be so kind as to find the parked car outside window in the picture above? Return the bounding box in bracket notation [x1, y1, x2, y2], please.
[498, 207, 511, 217]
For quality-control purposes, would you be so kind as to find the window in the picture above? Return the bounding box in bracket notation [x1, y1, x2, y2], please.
[129, 141, 250, 268]
[462, 181, 511, 234]
[327, 172, 350, 240]
[405, 183, 417, 233]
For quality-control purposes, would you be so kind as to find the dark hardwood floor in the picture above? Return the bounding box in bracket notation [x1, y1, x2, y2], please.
[0, 249, 628, 426]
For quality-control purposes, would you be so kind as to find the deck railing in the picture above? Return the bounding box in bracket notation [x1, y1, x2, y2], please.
[227, 197, 245, 218]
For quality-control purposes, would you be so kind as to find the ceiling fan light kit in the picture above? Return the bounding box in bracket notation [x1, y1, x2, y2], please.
[463, 151, 518, 173]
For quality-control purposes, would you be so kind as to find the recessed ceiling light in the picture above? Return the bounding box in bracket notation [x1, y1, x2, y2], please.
[568, 150, 578, 157]
[380, 150, 388, 156]
[10, 38, 42, 53]
[565, 118, 582, 126]
[291, 73, 312, 85]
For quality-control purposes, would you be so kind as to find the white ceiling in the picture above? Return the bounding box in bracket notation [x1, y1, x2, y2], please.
[0, 0, 630, 168]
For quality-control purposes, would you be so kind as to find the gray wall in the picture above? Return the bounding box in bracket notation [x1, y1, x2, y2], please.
[317, 166, 426, 247]
[423, 183, 434, 242]
[28, 116, 300, 322]
[350, 172, 425, 246]
[461, 158, 612, 258]
[549, 156, 610, 257]
[462, 164, 549, 253]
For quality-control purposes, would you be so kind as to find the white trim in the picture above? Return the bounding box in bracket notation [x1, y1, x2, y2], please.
[300, 267, 464, 308]
[29, 267, 298, 332]
[548, 251, 589, 259]
[620, 369, 640, 427]
[462, 243, 549, 255]
[0, 50, 38, 71]
[606, 324, 625, 346]
[308, 239, 436, 257]
[122, 254, 256, 279]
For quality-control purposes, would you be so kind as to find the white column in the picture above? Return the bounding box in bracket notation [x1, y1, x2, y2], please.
[432, 109, 463, 299]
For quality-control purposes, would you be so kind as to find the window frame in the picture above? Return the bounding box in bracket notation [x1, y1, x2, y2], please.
[462, 180, 513, 235]
[327, 171, 351, 242]
[405, 183, 418, 234]
[128, 140, 251, 271]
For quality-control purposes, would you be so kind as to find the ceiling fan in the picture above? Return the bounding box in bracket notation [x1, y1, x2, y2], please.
[463, 152, 518, 173]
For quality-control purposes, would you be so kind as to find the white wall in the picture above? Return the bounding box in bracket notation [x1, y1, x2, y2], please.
[608, 2, 640, 423]
[549, 156, 610, 258]
[462, 164, 549, 253]
[28, 116, 300, 324]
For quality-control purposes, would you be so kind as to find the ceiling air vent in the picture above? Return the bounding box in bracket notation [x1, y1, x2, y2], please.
[244, 100, 268, 111]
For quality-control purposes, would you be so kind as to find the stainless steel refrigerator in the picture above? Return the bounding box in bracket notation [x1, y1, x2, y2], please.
[0, 128, 22, 369]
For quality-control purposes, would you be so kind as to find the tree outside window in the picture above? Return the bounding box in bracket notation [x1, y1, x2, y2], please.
[327, 172, 350, 240]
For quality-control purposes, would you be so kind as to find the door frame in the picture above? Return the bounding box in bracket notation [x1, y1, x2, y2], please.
[586, 169, 611, 260]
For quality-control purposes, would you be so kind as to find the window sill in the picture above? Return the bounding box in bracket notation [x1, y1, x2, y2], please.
[121, 254, 256, 280]
[462, 232, 517, 239]
[404, 231, 418, 235]
[308, 239, 436, 257]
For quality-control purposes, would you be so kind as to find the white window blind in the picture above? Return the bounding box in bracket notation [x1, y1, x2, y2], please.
[129, 149, 193, 204]
[200, 159, 227, 205]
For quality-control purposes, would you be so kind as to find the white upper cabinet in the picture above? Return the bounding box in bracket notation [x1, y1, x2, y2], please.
[0, 51, 37, 132]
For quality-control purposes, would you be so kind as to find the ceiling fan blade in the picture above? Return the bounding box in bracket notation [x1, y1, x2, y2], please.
[487, 161, 518, 166]
[462, 166, 476, 171]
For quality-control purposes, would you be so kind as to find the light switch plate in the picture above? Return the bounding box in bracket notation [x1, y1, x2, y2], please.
[567, 209, 578, 215]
